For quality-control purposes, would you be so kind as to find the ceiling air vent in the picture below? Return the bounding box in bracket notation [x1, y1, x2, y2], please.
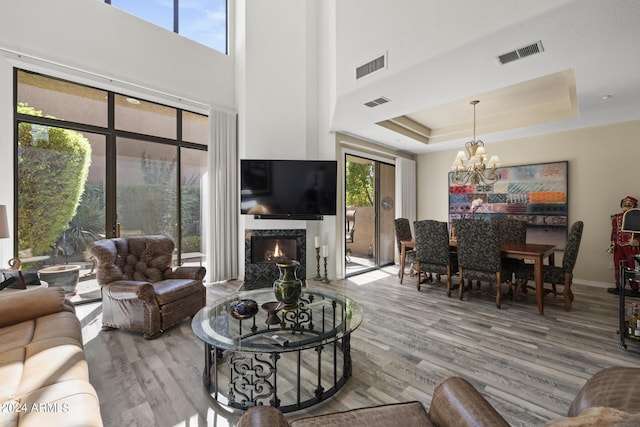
[497, 40, 544, 65]
[364, 97, 390, 108]
[356, 54, 386, 80]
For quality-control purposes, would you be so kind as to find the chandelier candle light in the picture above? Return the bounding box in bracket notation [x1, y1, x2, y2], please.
[451, 100, 502, 185]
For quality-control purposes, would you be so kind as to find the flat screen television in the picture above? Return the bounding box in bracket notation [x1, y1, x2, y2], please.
[241, 159, 337, 220]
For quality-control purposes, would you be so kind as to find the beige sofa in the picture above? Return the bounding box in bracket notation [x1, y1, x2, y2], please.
[0, 287, 102, 427]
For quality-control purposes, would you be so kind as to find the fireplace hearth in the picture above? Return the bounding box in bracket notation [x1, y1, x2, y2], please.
[244, 229, 306, 289]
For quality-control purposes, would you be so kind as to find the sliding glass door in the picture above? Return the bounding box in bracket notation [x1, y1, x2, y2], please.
[345, 154, 395, 276]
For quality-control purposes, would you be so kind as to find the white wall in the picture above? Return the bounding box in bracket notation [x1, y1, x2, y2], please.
[236, 0, 339, 280]
[416, 119, 640, 286]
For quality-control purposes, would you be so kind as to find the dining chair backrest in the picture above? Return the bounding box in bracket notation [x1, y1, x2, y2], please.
[456, 220, 501, 272]
[496, 219, 527, 244]
[394, 218, 412, 254]
[562, 221, 584, 273]
[414, 220, 450, 266]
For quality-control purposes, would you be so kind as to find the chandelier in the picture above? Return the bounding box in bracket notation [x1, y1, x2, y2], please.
[450, 100, 501, 185]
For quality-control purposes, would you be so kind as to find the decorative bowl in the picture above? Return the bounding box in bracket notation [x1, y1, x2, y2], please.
[261, 301, 285, 325]
[229, 299, 259, 320]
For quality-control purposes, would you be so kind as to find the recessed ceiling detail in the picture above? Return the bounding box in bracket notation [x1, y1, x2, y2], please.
[364, 97, 390, 108]
[497, 40, 544, 65]
[356, 54, 386, 80]
[376, 69, 577, 146]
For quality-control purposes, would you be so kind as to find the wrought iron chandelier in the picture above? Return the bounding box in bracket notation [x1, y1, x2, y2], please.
[450, 100, 501, 185]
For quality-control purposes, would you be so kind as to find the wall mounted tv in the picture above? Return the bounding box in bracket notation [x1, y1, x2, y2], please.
[241, 159, 337, 220]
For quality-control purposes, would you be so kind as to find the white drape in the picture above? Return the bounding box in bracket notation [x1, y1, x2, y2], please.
[205, 109, 238, 283]
[395, 157, 417, 229]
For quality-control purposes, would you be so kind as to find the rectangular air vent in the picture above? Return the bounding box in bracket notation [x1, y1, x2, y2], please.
[364, 97, 390, 108]
[356, 54, 386, 79]
[497, 40, 544, 65]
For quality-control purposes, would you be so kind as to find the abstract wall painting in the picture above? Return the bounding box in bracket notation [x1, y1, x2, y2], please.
[448, 161, 568, 249]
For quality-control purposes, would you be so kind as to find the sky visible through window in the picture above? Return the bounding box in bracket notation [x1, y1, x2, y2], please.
[109, 0, 227, 53]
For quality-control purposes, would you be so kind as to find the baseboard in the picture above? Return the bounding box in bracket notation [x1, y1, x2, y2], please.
[573, 279, 611, 289]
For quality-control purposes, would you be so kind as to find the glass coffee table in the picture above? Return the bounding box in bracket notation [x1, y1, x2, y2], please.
[191, 287, 363, 412]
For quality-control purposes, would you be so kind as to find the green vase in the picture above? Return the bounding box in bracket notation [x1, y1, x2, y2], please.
[273, 260, 303, 311]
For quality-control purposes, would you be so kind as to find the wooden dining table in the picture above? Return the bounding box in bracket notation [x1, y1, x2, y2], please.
[402, 239, 555, 315]
[500, 242, 556, 315]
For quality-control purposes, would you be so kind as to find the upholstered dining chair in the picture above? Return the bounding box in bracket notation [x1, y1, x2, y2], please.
[456, 220, 514, 308]
[414, 220, 458, 296]
[496, 218, 528, 244]
[496, 218, 528, 284]
[395, 217, 416, 283]
[515, 221, 584, 311]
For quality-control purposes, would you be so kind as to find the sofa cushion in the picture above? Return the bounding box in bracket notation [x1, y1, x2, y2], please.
[32, 311, 84, 345]
[18, 336, 88, 396]
[289, 401, 432, 427]
[152, 279, 202, 305]
[0, 321, 34, 354]
[0, 347, 26, 402]
[12, 380, 102, 427]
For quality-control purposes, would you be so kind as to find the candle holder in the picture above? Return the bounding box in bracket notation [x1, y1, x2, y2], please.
[322, 256, 330, 284]
[314, 247, 322, 280]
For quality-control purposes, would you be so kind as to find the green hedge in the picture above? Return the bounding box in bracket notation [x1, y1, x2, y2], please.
[17, 103, 92, 256]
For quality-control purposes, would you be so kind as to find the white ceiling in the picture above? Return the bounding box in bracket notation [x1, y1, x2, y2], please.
[330, 0, 640, 155]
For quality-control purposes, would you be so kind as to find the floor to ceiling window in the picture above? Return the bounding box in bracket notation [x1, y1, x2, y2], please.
[15, 69, 209, 303]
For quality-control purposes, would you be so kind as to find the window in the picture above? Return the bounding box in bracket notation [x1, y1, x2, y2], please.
[106, 0, 228, 54]
[15, 69, 209, 301]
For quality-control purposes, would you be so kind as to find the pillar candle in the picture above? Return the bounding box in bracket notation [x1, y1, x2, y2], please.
[315, 236, 320, 248]
[322, 245, 328, 257]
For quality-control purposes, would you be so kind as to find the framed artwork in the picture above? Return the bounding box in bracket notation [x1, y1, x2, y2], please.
[448, 161, 568, 249]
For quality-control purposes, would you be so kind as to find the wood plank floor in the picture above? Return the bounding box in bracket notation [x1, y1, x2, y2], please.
[77, 266, 640, 427]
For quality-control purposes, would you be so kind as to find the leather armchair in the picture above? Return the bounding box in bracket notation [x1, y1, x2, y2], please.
[88, 235, 206, 339]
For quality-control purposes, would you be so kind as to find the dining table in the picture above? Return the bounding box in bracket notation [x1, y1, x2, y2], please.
[403, 238, 556, 315]
[499, 242, 556, 315]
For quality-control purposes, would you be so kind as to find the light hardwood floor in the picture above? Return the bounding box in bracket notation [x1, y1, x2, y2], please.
[77, 266, 640, 427]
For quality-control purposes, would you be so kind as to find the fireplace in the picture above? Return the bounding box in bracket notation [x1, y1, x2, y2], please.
[251, 236, 298, 264]
[244, 229, 306, 289]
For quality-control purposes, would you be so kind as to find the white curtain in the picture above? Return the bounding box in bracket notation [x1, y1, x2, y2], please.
[395, 157, 416, 229]
[205, 109, 238, 283]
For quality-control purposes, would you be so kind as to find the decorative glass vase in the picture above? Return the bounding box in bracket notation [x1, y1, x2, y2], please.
[273, 260, 303, 311]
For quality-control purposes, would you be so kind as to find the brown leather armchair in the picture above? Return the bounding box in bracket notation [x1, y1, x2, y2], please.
[88, 235, 206, 339]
